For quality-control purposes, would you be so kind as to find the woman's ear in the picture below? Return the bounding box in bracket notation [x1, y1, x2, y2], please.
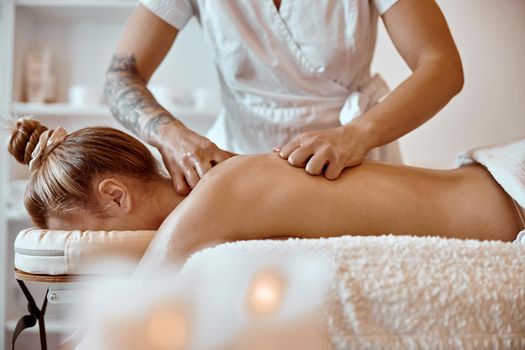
[97, 178, 133, 214]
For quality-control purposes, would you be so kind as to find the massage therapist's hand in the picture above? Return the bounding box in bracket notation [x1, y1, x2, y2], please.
[158, 122, 235, 195]
[277, 123, 376, 180]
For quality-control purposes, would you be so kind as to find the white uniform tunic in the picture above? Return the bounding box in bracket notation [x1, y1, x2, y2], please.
[141, 0, 402, 163]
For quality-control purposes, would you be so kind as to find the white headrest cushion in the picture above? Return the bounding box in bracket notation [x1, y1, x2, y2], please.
[14, 228, 156, 275]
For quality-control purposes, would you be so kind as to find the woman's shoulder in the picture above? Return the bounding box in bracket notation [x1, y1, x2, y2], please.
[207, 154, 282, 178]
[193, 154, 283, 195]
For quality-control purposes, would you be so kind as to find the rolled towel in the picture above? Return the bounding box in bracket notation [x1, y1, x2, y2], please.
[457, 138, 525, 244]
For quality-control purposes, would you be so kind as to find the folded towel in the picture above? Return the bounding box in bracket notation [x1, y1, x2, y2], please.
[457, 138, 525, 244]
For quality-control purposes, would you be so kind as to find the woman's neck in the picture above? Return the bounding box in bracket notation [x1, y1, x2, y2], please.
[145, 177, 186, 227]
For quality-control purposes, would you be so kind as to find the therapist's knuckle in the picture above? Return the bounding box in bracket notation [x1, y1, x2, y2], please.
[299, 136, 312, 145]
[337, 149, 348, 159]
[328, 142, 338, 150]
[202, 140, 215, 151]
[193, 150, 207, 162]
[307, 134, 319, 141]
[316, 149, 330, 161]
[182, 152, 195, 165]
[311, 137, 320, 145]
[304, 140, 318, 149]
[347, 153, 362, 166]
[318, 145, 331, 154]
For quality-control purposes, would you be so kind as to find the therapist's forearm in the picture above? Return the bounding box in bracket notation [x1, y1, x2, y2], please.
[351, 56, 464, 148]
[104, 54, 185, 147]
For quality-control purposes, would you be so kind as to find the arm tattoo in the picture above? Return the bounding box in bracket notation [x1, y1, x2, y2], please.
[104, 54, 176, 143]
[144, 113, 174, 137]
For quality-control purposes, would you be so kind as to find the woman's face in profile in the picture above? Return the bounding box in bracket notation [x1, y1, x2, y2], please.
[47, 213, 139, 232]
[45, 175, 176, 232]
[46, 205, 164, 232]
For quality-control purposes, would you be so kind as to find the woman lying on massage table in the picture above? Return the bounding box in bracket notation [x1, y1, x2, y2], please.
[8, 119, 524, 265]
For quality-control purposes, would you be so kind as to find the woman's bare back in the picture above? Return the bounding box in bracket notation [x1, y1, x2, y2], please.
[146, 154, 520, 263]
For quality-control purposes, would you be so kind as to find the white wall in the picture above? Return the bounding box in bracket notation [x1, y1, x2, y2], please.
[373, 0, 525, 168]
[152, 19, 221, 93]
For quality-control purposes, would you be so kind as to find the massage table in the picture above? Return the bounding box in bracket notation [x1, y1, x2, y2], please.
[12, 229, 156, 350]
[11, 227, 525, 350]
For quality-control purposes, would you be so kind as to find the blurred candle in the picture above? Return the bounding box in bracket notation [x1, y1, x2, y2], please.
[246, 268, 285, 316]
[147, 304, 189, 350]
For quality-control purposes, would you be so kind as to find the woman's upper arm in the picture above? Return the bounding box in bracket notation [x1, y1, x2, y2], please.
[381, 0, 462, 73]
[113, 4, 179, 82]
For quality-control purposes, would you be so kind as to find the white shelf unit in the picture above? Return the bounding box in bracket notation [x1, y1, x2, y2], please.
[13, 102, 113, 117]
[1, 0, 221, 347]
[15, 0, 137, 21]
[12, 101, 221, 121]
[16, 0, 136, 7]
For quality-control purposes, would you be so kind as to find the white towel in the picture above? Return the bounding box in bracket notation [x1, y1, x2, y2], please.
[76, 236, 525, 350]
[186, 236, 525, 349]
[456, 138, 525, 244]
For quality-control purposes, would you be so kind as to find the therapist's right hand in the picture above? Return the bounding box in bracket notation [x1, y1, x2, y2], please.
[158, 123, 235, 195]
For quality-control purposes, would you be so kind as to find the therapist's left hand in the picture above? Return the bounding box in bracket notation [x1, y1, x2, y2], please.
[277, 124, 376, 180]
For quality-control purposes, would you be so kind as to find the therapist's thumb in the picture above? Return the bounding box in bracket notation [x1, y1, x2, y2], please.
[213, 149, 237, 164]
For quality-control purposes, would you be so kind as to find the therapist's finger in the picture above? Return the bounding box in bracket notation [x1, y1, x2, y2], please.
[162, 152, 191, 195]
[305, 152, 329, 176]
[324, 161, 344, 180]
[171, 168, 191, 195]
[288, 146, 314, 167]
[279, 138, 301, 159]
[181, 158, 201, 188]
[195, 160, 213, 179]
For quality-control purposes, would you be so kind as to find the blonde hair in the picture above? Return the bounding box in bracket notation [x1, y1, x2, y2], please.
[8, 118, 162, 228]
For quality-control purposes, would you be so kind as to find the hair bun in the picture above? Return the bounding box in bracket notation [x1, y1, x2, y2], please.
[8, 118, 49, 166]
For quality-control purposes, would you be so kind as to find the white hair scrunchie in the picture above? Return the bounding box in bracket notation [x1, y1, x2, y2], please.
[29, 126, 68, 171]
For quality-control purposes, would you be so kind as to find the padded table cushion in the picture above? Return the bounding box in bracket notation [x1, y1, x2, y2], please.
[14, 228, 156, 275]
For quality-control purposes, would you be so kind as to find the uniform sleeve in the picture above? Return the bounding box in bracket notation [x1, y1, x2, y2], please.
[140, 0, 193, 30]
[373, 0, 399, 15]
